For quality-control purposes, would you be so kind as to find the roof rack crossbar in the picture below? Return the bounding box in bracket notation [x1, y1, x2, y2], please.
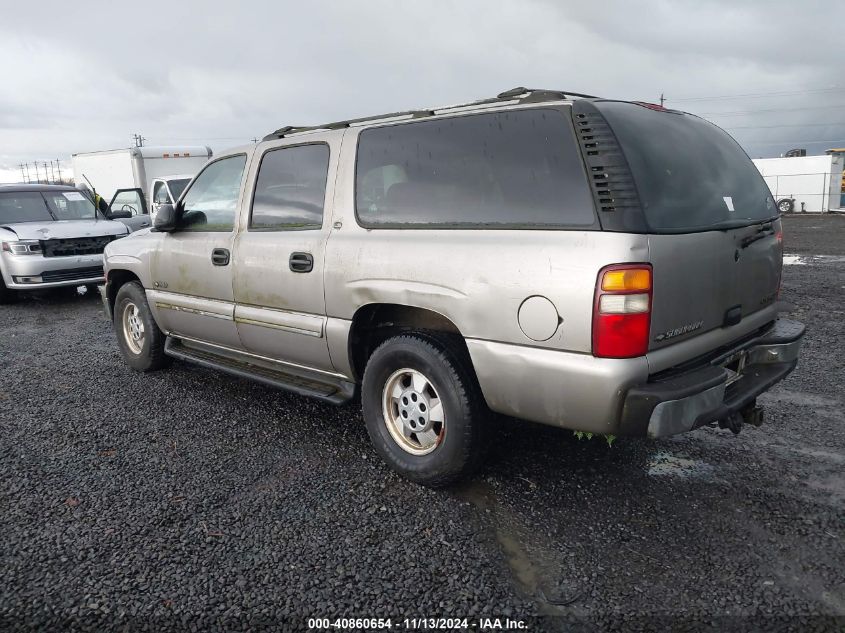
[263, 87, 596, 140]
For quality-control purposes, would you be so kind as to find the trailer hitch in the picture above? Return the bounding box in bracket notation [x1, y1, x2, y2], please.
[717, 402, 764, 435]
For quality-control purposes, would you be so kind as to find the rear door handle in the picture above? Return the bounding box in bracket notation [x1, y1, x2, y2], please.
[211, 248, 230, 266]
[289, 252, 314, 273]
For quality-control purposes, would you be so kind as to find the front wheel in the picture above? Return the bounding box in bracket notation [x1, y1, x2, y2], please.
[0, 276, 16, 304]
[113, 281, 171, 372]
[361, 333, 487, 487]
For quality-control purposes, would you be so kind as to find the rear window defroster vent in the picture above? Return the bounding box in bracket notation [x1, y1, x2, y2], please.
[571, 101, 646, 232]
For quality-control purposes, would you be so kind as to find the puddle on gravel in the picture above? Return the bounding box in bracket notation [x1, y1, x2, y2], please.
[783, 253, 845, 265]
[760, 389, 841, 409]
[646, 451, 715, 479]
[455, 480, 580, 614]
[455, 480, 539, 592]
[783, 255, 807, 265]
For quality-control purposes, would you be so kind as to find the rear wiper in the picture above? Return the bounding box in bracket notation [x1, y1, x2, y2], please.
[740, 222, 775, 248]
[711, 217, 776, 231]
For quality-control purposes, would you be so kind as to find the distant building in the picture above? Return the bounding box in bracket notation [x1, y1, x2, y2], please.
[753, 151, 845, 213]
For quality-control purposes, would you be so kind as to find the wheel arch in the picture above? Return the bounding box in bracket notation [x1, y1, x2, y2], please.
[347, 303, 470, 382]
[106, 269, 143, 316]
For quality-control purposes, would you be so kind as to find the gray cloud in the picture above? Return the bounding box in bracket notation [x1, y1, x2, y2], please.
[1, 0, 843, 181]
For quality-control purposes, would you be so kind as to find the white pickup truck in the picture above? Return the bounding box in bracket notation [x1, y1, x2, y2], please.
[72, 146, 212, 231]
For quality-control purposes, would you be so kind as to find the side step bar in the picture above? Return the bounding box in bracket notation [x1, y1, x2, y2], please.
[164, 337, 355, 405]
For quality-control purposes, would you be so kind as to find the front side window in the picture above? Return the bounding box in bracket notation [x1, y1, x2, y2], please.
[179, 155, 247, 232]
[250, 144, 330, 230]
[355, 108, 596, 228]
[153, 181, 169, 204]
[167, 178, 190, 201]
[111, 190, 145, 216]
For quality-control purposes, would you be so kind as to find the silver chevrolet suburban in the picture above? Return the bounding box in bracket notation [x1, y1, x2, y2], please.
[1, 184, 129, 302]
[101, 88, 804, 486]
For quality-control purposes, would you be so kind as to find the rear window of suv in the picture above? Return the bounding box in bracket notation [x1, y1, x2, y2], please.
[595, 101, 777, 232]
[355, 108, 596, 228]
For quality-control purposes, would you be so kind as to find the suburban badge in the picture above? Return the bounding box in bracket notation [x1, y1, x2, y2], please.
[655, 320, 704, 342]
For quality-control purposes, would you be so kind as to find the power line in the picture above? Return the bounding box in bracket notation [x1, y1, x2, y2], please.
[670, 87, 845, 102]
[725, 122, 845, 130]
[154, 136, 254, 142]
[696, 103, 845, 117]
[739, 138, 845, 146]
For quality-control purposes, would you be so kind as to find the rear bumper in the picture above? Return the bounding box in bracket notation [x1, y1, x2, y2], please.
[619, 319, 805, 437]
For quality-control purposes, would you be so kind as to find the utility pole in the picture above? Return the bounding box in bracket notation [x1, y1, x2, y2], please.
[659, 92, 665, 107]
[133, 133, 146, 148]
[24, 163, 31, 183]
[251, 137, 259, 144]
[48, 161, 55, 184]
[19, 164, 25, 183]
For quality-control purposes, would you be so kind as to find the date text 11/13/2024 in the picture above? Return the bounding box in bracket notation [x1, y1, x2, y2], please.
[307, 617, 528, 630]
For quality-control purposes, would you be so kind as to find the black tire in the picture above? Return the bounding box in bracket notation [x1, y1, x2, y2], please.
[0, 276, 16, 304]
[361, 332, 487, 487]
[113, 281, 171, 372]
[777, 198, 794, 213]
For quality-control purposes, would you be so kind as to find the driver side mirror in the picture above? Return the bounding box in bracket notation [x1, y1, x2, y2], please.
[153, 203, 179, 232]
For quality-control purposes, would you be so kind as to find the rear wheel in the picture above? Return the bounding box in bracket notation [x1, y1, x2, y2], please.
[113, 281, 171, 372]
[361, 332, 486, 487]
[777, 198, 794, 213]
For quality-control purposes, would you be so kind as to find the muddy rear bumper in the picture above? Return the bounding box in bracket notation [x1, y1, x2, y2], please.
[619, 319, 805, 438]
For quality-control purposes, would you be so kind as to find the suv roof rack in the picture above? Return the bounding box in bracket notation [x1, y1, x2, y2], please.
[262, 87, 597, 140]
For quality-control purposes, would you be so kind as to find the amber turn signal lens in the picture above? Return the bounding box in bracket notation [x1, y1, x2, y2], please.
[601, 268, 651, 292]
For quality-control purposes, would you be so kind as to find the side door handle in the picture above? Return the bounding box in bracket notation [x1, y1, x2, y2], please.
[211, 248, 230, 266]
[289, 252, 314, 273]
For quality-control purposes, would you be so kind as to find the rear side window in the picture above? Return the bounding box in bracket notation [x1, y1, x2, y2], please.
[355, 109, 596, 228]
[595, 101, 776, 232]
[250, 144, 330, 230]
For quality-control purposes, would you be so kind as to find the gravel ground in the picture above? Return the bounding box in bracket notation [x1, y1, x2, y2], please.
[781, 213, 845, 256]
[0, 215, 843, 632]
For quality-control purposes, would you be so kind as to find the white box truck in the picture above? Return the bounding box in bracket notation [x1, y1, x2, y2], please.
[753, 152, 845, 213]
[71, 146, 212, 230]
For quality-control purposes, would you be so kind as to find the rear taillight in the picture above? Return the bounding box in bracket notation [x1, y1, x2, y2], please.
[592, 264, 653, 358]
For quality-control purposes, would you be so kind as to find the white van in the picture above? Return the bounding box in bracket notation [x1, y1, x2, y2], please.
[72, 146, 212, 230]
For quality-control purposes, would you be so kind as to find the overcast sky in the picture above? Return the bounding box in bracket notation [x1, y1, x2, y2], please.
[1, 0, 843, 183]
